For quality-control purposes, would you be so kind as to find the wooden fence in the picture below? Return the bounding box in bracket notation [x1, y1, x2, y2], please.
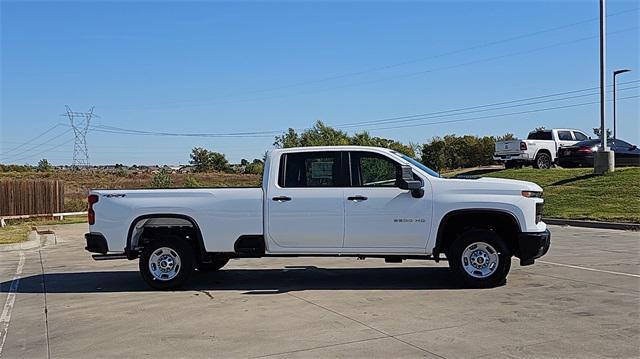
[0, 180, 65, 216]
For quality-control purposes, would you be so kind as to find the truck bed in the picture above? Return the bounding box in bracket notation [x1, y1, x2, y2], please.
[90, 188, 264, 253]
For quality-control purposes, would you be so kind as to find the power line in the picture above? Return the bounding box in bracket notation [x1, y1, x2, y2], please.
[114, 7, 638, 110]
[0, 129, 73, 160]
[7, 139, 75, 163]
[13, 93, 634, 165]
[69, 80, 638, 138]
[334, 79, 639, 127]
[116, 26, 637, 111]
[338, 85, 639, 129]
[365, 95, 640, 132]
[0, 124, 64, 155]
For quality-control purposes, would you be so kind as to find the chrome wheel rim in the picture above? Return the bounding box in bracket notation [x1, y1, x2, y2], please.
[537, 155, 550, 169]
[148, 247, 181, 281]
[461, 242, 499, 278]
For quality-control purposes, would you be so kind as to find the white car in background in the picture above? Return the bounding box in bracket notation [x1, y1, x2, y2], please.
[494, 129, 590, 169]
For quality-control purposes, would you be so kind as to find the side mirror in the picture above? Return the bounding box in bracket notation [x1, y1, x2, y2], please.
[630, 145, 638, 151]
[398, 165, 424, 198]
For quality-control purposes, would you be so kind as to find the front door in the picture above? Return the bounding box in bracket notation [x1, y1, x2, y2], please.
[343, 151, 429, 252]
[267, 151, 346, 251]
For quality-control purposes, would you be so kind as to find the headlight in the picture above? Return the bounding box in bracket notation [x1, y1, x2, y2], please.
[522, 190, 543, 198]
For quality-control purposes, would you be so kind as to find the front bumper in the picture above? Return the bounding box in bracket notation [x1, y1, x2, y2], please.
[517, 229, 551, 266]
[85, 232, 108, 254]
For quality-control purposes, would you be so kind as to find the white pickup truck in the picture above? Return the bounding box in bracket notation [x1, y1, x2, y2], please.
[494, 129, 590, 169]
[85, 146, 550, 290]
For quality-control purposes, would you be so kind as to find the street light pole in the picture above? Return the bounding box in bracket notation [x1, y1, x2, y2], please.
[594, 0, 615, 174]
[613, 69, 631, 142]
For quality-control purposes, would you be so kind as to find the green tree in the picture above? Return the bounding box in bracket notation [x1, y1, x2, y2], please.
[496, 133, 515, 141]
[273, 121, 414, 157]
[244, 159, 264, 175]
[593, 127, 612, 139]
[189, 147, 230, 172]
[421, 134, 502, 171]
[150, 168, 172, 188]
[420, 137, 446, 171]
[274, 128, 301, 148]
[37, 159, 52, 172]
[274, 121, 350, 148]
[350, 131, 415, 157]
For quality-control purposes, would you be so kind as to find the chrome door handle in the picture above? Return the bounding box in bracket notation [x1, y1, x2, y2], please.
[347, 195, 368, 201]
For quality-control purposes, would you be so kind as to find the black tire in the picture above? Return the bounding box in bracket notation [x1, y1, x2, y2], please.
[533, 152, 552, 169]
[448, 229, 512, 288]
[197, 257, 230, 272]
[139, 236, 195, 290]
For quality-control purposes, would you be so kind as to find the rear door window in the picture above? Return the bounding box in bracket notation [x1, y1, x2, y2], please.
[278, 152, 344, 187]
[573, 131, 588, 141]
[557, 131, 573, 140]
[527, 131, 553, 140]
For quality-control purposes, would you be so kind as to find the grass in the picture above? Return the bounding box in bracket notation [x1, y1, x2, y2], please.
[448, 167, 640, 223]
[0, 215, 87, 244]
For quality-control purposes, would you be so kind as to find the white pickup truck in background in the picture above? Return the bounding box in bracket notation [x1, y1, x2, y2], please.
[85, 146, 550, 290]
[494, 128, 590, 169]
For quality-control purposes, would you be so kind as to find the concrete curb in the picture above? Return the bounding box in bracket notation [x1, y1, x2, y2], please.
[0, 228, 58, 252]
[544, 218, 640, 231]
[0, 230, 41, 252]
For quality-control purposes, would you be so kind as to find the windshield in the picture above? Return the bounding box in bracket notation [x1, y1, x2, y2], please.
[399, 154, 440, 177]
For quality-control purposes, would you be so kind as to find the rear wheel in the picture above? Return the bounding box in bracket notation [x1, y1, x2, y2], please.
[448, 229, 511, 288]
[533, 152, 552, 169]
[139, 237, 195, 290]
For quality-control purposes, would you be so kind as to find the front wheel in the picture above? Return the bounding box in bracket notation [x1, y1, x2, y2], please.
[448, 229, 511, 288]
[139, 237, 195, 290]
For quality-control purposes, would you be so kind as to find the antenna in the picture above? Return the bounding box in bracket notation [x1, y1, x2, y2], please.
[64, 106, 96, 169]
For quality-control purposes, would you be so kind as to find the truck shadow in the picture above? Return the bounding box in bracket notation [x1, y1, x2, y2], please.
[1, 266, 471, 294]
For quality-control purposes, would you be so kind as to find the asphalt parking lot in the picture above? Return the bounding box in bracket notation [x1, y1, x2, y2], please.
[0, 224, 638, 359]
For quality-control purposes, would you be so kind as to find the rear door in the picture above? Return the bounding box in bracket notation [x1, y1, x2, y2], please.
[343, 151, 429, 251]
[266, 151, 346, 250]
[556, 130, 576, 148]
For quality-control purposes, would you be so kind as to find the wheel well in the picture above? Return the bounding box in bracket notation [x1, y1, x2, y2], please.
[434, 210, 521, 258]
[535, 149, 551, 159]
[126, 214, 205, 259]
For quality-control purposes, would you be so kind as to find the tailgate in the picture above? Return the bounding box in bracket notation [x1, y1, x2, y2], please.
[495, 140, 522, 155]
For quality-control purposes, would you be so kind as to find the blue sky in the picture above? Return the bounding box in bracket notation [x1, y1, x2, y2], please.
[1, 0, 638, 165]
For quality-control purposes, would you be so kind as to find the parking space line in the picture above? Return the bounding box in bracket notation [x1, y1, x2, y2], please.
[0, 251, 25, 358]
[538, 260, 640, 278]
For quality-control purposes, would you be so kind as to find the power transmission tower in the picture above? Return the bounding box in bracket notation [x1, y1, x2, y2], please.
[64, 106, 96, 169]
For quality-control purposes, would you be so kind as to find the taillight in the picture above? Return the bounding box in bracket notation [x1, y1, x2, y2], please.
[576, 146, 593, 154]
[88, 194, 99, 225]
[520, 141, 527, 150]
